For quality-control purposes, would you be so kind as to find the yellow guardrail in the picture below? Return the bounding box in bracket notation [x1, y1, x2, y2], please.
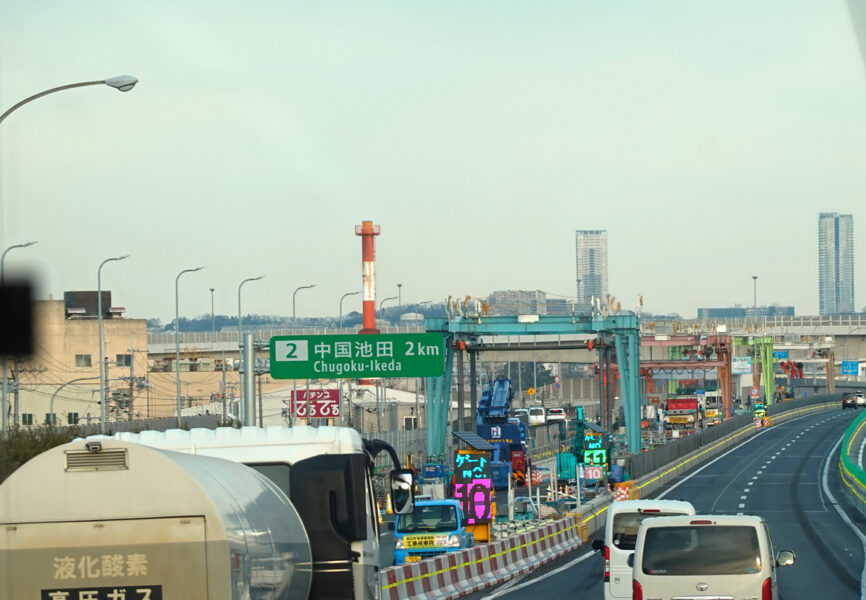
[839, 410, 866, 506]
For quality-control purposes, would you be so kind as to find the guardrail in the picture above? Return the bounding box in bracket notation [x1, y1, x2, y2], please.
[838, 409, 866, 515]
[377, 394, 842, 600]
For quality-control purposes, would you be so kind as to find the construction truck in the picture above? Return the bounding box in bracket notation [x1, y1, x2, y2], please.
[476, 376, 527, 486]
[392, 499, 474, 564]
[664, 396, 702, 434]
[0, 426, 414, 600]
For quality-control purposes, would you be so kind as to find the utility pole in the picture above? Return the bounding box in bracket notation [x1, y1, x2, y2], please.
[12, 360, 20, 426]
[257, 373, 263, 427]
[128, 335, 135, 421]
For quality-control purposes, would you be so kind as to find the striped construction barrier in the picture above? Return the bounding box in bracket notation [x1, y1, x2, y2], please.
[380, 515, 583, 599]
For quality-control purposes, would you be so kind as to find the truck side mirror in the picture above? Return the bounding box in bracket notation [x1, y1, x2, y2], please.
[390, 469, 415, 515]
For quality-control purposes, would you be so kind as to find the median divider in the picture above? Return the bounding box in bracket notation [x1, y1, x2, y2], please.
[380, 515, 583, 599]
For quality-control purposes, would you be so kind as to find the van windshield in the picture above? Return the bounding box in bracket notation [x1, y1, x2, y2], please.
[642, 525, 762, 575]
[397, 505, 458, 533]
[612, 512, 687, 550]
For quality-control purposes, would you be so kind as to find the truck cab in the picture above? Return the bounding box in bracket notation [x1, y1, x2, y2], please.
[393, 499, 473, 564]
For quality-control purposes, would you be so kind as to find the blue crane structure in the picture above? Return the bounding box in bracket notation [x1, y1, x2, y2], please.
[423, 313, 642, 456]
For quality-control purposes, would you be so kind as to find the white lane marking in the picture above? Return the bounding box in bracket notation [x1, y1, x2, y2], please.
[659, 425, 783, 501]
[752, 476, 759, 480]
[738, 503, 745, 508]
[485, 409, 833, 598]
[821, 432, 866, 597]
[737, 512, 744, 515]
[741, 496, 748, 500]
[478, 549, 598, 600]
[747, 482, 754, 486]
[757, 470, 764, 474]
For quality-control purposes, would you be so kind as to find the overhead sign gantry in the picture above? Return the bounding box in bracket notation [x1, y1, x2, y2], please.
[424, 312, 642, 456]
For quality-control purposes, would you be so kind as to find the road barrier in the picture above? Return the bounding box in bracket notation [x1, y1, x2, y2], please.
[569, 395, 841, 542]
[380, 395, 841, 599]
[838, 408, 866, 517]
[380, 516, 582, 599]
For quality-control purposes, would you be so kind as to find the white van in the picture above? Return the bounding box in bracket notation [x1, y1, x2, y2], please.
[528, 406, 546, 425]
[632, 514, 795, 600]
[592, 499, 696, 600]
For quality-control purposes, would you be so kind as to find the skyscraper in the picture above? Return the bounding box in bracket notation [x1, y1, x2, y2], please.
[818, 213, 855, 315]
[575, 230, 608, 306]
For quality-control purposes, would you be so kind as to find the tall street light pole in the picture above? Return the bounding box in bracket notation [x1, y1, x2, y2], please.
[0, 75, 138, 125]
[752, 275, 758, 309]
[237, 276, 264, 417]
[380, 296, 398, 320]
[339, 291, 360, 329]
[98, 255, 129, 433]
[1, 241, 37, 432]
[175, 267, 204, 428]
[397, 283, 403, 308]
[2, 76, 137, 433]
[209, 288, 216, 349]
[292, 284, 316, 326]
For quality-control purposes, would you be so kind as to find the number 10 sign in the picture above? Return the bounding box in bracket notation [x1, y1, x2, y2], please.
[291, 389, 341, 419]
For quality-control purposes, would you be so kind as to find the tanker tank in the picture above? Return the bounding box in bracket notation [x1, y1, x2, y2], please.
[0, 438, 313, 600]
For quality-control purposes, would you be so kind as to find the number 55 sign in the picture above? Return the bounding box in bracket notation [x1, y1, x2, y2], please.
[292, 389, 341, 419]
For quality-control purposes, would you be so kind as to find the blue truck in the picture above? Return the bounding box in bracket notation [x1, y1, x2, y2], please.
[393, 499, 474, 564]
[476, 377, 527, 487]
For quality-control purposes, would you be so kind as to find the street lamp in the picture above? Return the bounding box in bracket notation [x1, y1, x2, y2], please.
[292, 284, 316, 325]
[175, 267, 204, 428]
[380, 296, 398, 318]
[237, 276, 264, 417]
[397, 283, 403, 308]
[1, 241, 37, 432]
[1, 76, 138, 126]
[752, 275, 758, 309]
[339, 291, 361, 328]
[98, 255, 129, 433]
[0, 76, 138, 124]
[209, 288, 216, 350]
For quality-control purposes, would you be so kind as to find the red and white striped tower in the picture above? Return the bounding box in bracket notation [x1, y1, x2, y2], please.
[355, 220, 381, 334]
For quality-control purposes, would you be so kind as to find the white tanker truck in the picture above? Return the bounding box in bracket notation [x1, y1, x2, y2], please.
[0, 426, 414, 600]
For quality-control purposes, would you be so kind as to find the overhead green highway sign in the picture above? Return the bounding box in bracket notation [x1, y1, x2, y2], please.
[270, 333, 446, 379]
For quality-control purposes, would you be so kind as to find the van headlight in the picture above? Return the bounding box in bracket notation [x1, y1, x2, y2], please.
[446, 535, 461, 548]
[395, 538, 405, 550]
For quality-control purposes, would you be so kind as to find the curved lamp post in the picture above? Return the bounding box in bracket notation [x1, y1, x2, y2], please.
[1, 76, 137, 432]
[98, 255, 129, 433]
[237, 276, 264, 416]
[0, 76, 138, 124]
[339, 291, 360, 329]
[292, 284, 316, 326]
[379, 296, 398, 317]
[1, 241, 37, 431]
[175, 267, 204, 427]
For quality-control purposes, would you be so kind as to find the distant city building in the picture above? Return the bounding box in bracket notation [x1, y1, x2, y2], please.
[818, 212, 855, 315]
[546, 298, 572, 316]
[487, 290, 547, 315]
[575, 230, 608, 306]
[697, 305, 795, 319]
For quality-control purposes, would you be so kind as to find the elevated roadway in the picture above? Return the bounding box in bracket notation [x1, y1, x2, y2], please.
[478, 407, 866, 600]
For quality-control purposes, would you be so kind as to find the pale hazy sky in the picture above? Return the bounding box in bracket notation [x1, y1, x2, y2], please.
[2, 1, 865, 323]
